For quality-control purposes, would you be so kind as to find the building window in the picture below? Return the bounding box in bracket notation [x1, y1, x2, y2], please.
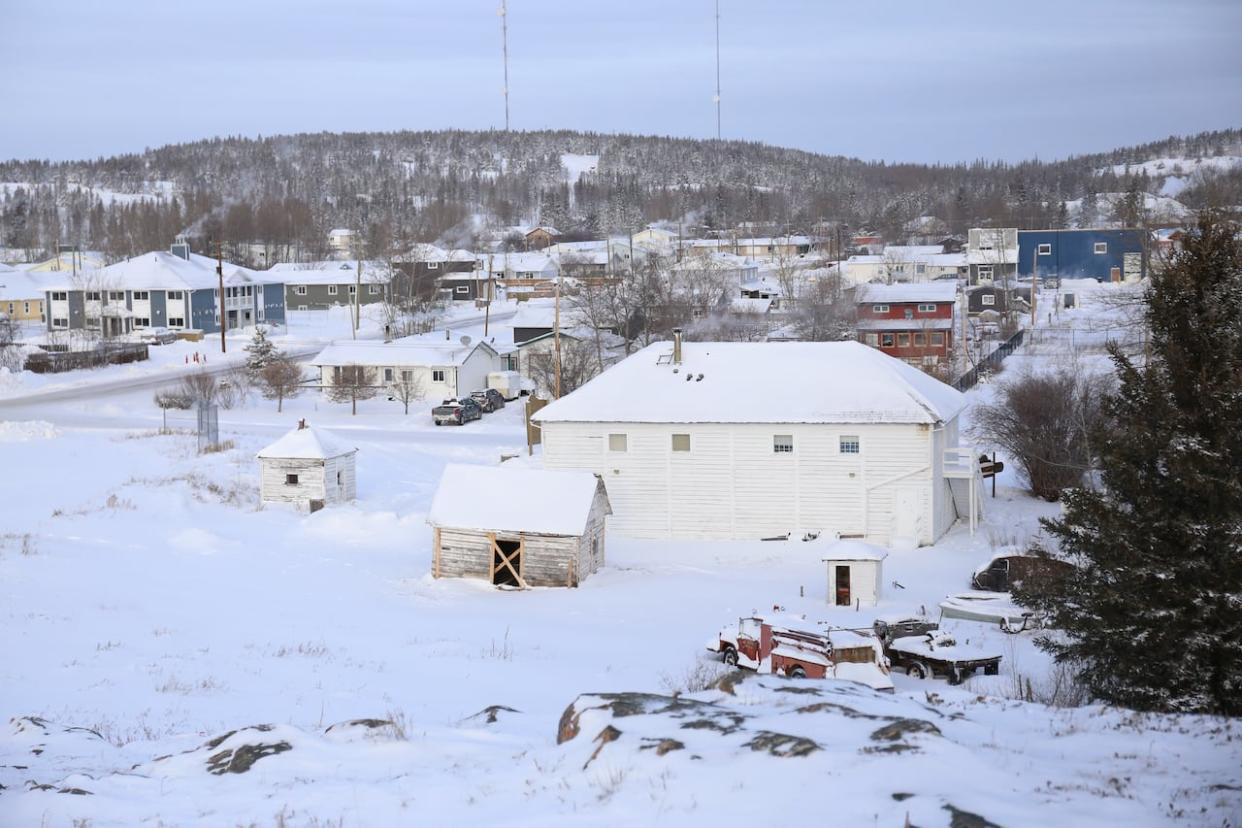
[401, 370, 413, 382]
[608, 433, 628, 452]
[52, 317, 69, 328]
[839, 435, 860, 454]
[51, 291, 68, 301]
[917, 303, 936, 312]
[85, 290, 101, 301]
[285, 473, 299, 485]
[773, 435, 793, 454]
[455, 286, 469, 294]
[168, 290, 183, 300]
[865, 333, 879, 346]
[1037, 243, 1052, 256]
[297, 304, 308, 311]
[109, 291, 125, 301]
[1094, 242, 1108, 254]
[86, 318, 100, 330]
[880, 333, 894, 347]
[369, 285, 380, 295]
[348, 285, 356, 294]
[23, 302, 30, 314]
[295, 286, 307, 295]
[913, 333, 925, 346]
[328, 285, 338, 295]
[168, 317, 184, 327]
[383, 368, 394, 382]
[931, 332, 945, 346]
[432, 369, 446, 382]
[133, 317, 150, 328]
[898, 333, 910, 347]
[428, 261, 439, 270]
[671, 433, 690, 452]
[916, 264, 926, 274]
[133, 291, 149, 301]
[982, 294, 996, 306]
[337, 471, 343, 486]
[977, 266, 993, 280]
[872, 304, 889, 313]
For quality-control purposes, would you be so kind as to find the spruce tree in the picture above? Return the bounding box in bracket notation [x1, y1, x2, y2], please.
[244, 326, 278, 376]
[1016, 214, 1242, 714]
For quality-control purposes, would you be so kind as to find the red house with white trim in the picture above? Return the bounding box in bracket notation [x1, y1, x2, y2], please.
[855, 282, 957, 368]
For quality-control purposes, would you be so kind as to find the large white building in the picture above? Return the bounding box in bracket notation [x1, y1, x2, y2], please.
[310, 333, 502, 401]
[533, 335, 981, 546]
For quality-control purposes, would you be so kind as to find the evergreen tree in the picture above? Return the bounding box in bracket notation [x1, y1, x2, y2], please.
[244, 326, 278, 376]
[1016, 214, 1242, 714]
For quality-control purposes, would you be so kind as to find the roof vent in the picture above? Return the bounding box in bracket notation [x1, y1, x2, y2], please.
[696, 373, 704, 381]
[672, 328, 683, 364]
[460, 335, 472, 347]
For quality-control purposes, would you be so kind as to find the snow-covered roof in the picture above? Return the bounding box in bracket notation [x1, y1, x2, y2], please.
[43, 251, 269, 292]
[0, 268, 52, 299]
[731, 297, 773, 314]
[820, 540, 888, 562]
[856, 283, 958, 304]
[311, 335, 494, 368]
[427, 463, 609, 536]
[533, 340, 967, 426]
[269, 260, 388, 277]
[256, 425, 356, 460]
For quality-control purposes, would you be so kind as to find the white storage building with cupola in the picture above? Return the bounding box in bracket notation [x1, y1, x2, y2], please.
[257, 422, 357, 511]
[532, 333, 982, 547]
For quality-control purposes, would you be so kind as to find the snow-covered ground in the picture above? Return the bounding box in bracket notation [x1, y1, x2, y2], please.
[0, 283, 1238, 826]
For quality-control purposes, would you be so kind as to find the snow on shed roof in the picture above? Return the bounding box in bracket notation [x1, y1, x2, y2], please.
[533, 340, 966, 426]
[856, 282, 959, 304]
[820, 540, 889, 562]
[257, 425, 356, 460]
[427, 463, 608, 536]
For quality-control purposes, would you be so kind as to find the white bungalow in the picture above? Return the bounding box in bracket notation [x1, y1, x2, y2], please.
[822, 540, 888, 608]
[532, 332, 983, 546]
[257, 421, 357, 511]
[310, 333, 502, 401]
[427, 463, 612, 587]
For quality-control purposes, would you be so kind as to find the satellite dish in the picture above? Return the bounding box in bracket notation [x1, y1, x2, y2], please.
[460, 335, 472, 347]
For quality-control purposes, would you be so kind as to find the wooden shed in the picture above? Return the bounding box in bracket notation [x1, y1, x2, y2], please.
[823, 540, 888, 609]
[427, 463, 611, 588]
[256, 421, 357, 511]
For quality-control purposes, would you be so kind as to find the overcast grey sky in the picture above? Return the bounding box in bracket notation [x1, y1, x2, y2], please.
[2, 0, 1240, 164]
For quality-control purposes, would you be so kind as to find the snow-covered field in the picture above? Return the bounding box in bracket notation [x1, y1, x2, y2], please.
[0, 284, 1238, 826]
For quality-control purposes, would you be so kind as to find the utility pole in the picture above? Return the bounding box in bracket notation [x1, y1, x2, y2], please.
[499, 0, 510, 131]
[1030, 248, 1037, 329]
[554, 269, 562, 398]
[216, 240, 227, 353]
[484, 254, 493, 336]
[713, 0, 722, 141]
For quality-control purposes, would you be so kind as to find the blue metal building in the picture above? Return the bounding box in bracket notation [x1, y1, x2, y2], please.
[1017, 228, 1146, 283]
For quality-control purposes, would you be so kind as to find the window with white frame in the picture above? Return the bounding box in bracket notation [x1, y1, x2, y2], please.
[23, 302, 29, 314]
[671, 433, 690, 452]
[328, 285, 338, 295]
[348, 285, 356, 294]
[383, 368, 394, 382]
[917, 303, 936, 312]
[51, 291, 68, 301]
[872, 304, 889, 313]
[295, 285, 307, 295]
[455, 286, 469, 294]
[85, 290, 101, 301]
[865, 333, 879, 346]
[133, 317, 150, 328]
[1094, 242, 1108, 254]
[773, 435, 793, 454]
[369, 285, 380, 295]
[1037, 243, 1052, 255]
[898, 333, 910, 347]
[608, 433, 628, 452]
[931, 332, 945, 345]
[167, 290, 183, 300]
[916, 264, 926, 274]
[881, 333, 894, 347]
[52, 317, 69, 328]
[168, 317, 184, 327]
[432, 369, 446, 382]
[298, 304, 308, 311]
[86, 318, 99, 330]
[428, 261, 439, 269]
[108, 291, 124, 301]
[914, 333, 925, 346]
[839, 435, 860, 454]
[977, 266, 993, 280]
[982, 294, 996, 306]
[401, 370, 413, 382]
[133, 291, 149, 300]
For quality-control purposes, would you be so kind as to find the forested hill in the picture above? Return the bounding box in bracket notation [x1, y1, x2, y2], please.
[1, 127, 1239, 264]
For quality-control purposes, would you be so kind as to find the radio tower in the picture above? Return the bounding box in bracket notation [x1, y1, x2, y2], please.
[499, 0, 510, 131]
[714, 0, 722, 140]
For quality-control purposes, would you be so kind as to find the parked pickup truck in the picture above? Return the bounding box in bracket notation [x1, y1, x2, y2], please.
[432, 398, 483, 426]
[885, 630, 1002, 685]
[707, 616, 893, 692]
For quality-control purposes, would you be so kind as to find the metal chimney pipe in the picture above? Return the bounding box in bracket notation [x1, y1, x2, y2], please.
[673, 328, 683, 364]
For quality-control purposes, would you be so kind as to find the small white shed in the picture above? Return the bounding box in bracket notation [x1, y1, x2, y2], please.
[823, 540, 888, 608]
[427, 463, 611, 588]
[257, 421, 357, 511]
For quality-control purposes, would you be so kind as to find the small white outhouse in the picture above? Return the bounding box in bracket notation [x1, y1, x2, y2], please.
[257, 421, 357, 511]
[823, 540, 887, 608]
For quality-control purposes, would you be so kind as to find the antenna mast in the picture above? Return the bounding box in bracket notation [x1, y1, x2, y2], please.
[499, 0, 510, 131]
[714, 0, 722, 140]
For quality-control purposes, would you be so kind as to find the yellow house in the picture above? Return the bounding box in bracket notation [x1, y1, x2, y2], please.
[0, 265, 47, 322]
[22, 251, 107, 273]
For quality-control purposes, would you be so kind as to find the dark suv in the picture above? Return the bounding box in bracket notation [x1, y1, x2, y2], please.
[470, 389, 506, 413]
[432, 398, 483, 426]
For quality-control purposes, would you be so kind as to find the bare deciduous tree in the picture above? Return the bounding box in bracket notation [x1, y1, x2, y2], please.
[328, 364, 377, 415]
[527, 338, 599, 398]
[390, 369, 425, 415]
[259, 356, 304, 413]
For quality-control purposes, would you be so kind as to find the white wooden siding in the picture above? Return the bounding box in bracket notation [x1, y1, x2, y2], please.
[543, 420, 955, 546]
[259, 454, 356, 508]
